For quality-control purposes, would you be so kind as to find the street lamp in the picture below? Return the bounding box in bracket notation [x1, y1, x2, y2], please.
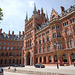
[52, 43, 59, 69]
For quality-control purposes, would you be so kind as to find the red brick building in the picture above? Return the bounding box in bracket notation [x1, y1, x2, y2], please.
[0, 30, 24, 66]
[0, 5, 75, 67]
[23, 5, 75, 66]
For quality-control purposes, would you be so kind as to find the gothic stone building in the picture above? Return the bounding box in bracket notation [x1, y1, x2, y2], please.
[0, 5, 75, 66]
[23, 5, 75, 66]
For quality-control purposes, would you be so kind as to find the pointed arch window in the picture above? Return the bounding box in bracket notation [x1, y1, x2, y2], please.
[65, 29, 70, 36]
[68, 39, 73, 48]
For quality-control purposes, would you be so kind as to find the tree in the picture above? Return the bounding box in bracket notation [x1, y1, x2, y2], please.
[0, 8, 3, 21]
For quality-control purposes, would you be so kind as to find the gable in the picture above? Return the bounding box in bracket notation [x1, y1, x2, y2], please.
[50, 9, 58, 20]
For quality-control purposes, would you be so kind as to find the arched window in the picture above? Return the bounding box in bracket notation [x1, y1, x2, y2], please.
[13, 53, 16, 56]
[17, 47, 19, 50]
[1, 59, 3, 64]
[40, 57, 42, 63]
[13, 59, 15, 64]
[10, 53, 12, 56]
[62, 54, 67, 62]
[21, 47, 22, 50]
[19, 59, 21, 64]
[5, 59, 7, 64]
[0, 46, 1, 50]
[17, 52, 19, 56]
[14, 47, 16, 50]
[43, 46, 46, 52]
[2, 52, 4, 56]
[11, 47, 13, 50]
[36, 57, 38, 63]
[35, 48, 38, 54]
[7, 47, 9, 50]
[58, 41, 62, 49]
[44, 56, 46, 63]
[54, 55, 57, 62]
[48, 45, 50, 51]
[39, 47, 41, 53]
[71, 53, 75, 62]
[17, 59, 18, 64]
[66, 29, 70, 36]
[6, 52, 8, 56]
[48, 56, 51, 62]
[3, 46, 5, 50]
[68, 39, 73, 48]
[9, 59, 11, 64]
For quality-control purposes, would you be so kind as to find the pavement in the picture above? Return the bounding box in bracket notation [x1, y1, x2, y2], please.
[1, 65, 75, 75]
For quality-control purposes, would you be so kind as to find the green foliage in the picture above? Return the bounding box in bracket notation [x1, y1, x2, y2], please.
[0, 8, 3, 20]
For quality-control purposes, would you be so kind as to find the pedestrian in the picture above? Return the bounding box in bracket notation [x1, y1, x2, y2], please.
[14, 68, 16, 72]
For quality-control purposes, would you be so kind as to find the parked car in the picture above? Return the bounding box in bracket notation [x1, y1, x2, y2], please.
[12, 64, 18, 67]
[34, 64, 45, 68]
[0, 68, 3, 75]
[18, 64, 25, 67]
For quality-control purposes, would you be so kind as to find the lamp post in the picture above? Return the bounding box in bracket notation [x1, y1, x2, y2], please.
[52, 43, 59, 69]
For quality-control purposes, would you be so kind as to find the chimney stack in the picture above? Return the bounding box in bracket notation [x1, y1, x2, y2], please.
[8, 30, 10, 36]
[19, 31, 21, 36]
[22, 31, 24, 35]
[41, 8, 43, 15]
[60, 6, 65, 14]
[0, 29, 2, 35]
[12, 31, 14, 36]
[38, 10, 40, 15]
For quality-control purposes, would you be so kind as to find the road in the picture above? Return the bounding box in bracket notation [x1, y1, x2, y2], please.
[4, 71, 31, 75]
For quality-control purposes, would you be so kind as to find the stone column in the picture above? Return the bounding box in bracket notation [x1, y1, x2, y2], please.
[52, 55, 54, 63]
[30, 56, 32, 66]
[25, 56, 27, 65]
[67, 53, 71, 65]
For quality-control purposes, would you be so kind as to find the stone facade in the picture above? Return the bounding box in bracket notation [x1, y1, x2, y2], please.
[23, 5, 75, 66]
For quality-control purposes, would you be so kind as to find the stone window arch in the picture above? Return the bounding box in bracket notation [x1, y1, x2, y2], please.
[65, 29, 70, 36]
[5, 59, 7, 64]
[54, 55, 57, 62]
[62, 54, 67, 62]
[40, 57, 42, 63]
[47, 45, 50, 51]
[58, 41, 62, 49]
[48, 56, 51, 62]
[71, 53, 75, 62]
[44, 56, 46, 63]
[67, 39, 73, 48]
[6, 52, 8, 56]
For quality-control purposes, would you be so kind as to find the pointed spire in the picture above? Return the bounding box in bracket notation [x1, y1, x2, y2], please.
[34, 3, 36, 11]
[26, 12, 28, 20]
[46, 10, 48, 20]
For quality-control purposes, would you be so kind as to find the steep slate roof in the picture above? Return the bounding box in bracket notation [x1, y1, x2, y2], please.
[0, 33, 24, 40]
[59, 5, 75, 17]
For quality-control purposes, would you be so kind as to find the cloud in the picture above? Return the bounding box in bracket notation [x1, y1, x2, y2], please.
[28, 1, 34, 7]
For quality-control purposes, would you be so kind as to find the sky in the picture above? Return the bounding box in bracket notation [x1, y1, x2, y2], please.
[0, 0, 75, 34]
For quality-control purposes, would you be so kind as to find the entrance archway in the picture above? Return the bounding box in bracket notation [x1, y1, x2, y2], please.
[27, 52, 30, 65]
